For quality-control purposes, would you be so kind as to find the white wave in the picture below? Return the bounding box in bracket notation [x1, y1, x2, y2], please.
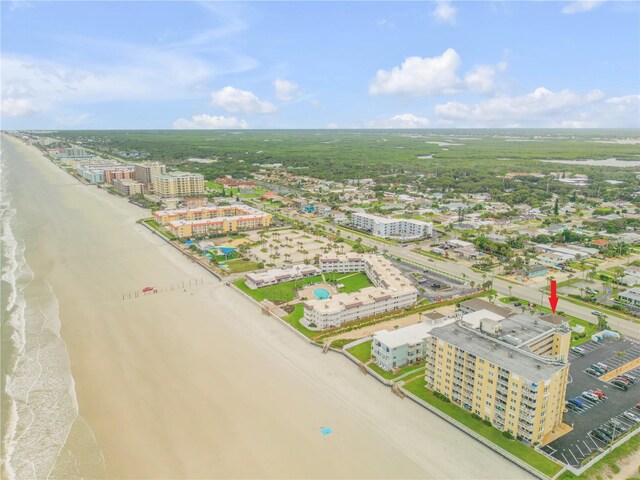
[0, 142, 84, 480]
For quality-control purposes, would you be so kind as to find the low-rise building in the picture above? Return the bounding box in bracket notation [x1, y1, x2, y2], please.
[372, 318, 456, 371]
[301, 254, 418, 330]
[112, 178, 144, 196]
[458, 298, 512, 317]
[245, 264, 321, 289]
[351, 212, 432, 240]
[619, 288, 640, 307]
[161, 204, 272, 238]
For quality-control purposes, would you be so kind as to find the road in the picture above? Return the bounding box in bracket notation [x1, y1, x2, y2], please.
[256, 203, 639, 340]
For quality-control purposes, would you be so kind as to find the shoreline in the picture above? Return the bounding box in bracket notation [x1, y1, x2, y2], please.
[2, 133, 532, 479]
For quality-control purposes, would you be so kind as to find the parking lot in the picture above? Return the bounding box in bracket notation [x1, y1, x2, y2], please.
[390, 258, 476, 301]
[542, 338, 640, 468]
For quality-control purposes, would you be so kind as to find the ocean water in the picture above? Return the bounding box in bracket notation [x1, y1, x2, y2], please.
[0, 142, 105, 479]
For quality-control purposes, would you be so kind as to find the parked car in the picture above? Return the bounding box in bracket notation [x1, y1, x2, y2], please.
[591, 365, 606, 375]
[620, 373, 637, 384]
[600, 426, 616, 440]
[636, 402, 640, 410]
[514, 302, 522, 307]
[595, 362, 609, 372]
[623, 411, 640, 423]
[582, 391, 600, 402]
[591, 389, 607, 400]
[609, 419, 627, 432]
[615, 376, 631, 385]
[591, 429, 609, 442]
[569, 397, 584, 407]
[566, 402, 582, 413]
[586, 368, 602, 377]
[571, 346, 586, 356]
[611, 380, 629, 391]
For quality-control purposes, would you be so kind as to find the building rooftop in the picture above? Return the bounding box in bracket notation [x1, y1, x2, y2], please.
[305, 254, 417, 314]
[430, 321, 566, 383]
[459, 298, 512, 317]
[374, 319, 455, 348]
[496, 313, 562, 346]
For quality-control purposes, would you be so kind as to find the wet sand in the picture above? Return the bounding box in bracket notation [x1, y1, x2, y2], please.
[3, 134, 532, 479]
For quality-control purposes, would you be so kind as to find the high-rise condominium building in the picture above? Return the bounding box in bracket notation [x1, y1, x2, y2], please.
[152, 171, 205, 198]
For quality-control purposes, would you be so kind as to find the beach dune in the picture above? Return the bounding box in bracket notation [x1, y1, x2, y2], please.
[3, 135, 531, 479]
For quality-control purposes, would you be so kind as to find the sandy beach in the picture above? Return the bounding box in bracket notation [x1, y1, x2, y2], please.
[2, 134, 532, 479]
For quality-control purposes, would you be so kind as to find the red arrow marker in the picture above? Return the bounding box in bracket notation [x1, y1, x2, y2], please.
[548, 279, 559, 313]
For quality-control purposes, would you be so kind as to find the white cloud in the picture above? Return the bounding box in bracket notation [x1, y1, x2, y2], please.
[273, 79, 299, 101]
[562, 1, 604, 14]
[370, 49, 461, 96]
[431, 87, 640, 127]
[0, 4, 257, 125]
[0, 97, 39, 117]
[370, 49, 506, 96]
[173, 114, 248, 129]
[390, 113, 431, 128]
[210, 86, 276, 114]
[366, 113, 431, 128]
[432, 1, 457, 24]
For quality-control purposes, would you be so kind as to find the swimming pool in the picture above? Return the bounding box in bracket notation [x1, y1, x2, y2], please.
[313, 288, 330, 300]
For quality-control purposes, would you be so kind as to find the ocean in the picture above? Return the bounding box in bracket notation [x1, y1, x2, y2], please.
[0, 140, 105, 479]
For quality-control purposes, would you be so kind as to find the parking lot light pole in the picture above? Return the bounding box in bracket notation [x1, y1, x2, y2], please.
[609, 424, 617, 453]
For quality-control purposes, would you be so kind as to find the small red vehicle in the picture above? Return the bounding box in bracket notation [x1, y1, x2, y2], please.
[591, 389, 607, 400]
[142, 286, 154, 293]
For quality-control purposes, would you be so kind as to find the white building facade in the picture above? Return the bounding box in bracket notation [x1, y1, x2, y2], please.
[302, 254, 418, 330]
[350, 212, 432, 240]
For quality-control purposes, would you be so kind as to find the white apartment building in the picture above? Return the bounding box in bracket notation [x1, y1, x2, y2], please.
[153, 171, 205, 198]
[245, 264, 321, 289]
[302, 254, 418, 330]
[372, 318, 456, 371]
[350, 212, 432, 240]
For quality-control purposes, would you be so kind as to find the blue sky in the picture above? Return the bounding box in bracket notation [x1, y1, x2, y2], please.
[1, 0, 639, 129]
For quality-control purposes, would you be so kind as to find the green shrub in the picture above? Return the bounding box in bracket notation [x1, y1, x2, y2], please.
[502, 430, 515, 440]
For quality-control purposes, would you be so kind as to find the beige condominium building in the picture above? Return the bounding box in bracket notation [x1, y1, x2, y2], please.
[155, 204, 271, 238]
[134, 161, 166, 192]
[112, 178, 144, 197]
[424, 309, 570, 445]
[301, 254, 418, 330]
[152, 171, 205, 198]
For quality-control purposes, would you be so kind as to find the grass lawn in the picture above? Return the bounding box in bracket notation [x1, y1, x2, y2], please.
[224, 259, 259, 274]
[205, 180, 222, 189]
[347, 340, 372, 363]
[332, 272, 372, 293]
[282, 304, 317, 338]
[403, 378, 563, 477]
[233, 275, 324, 303]
[369, 361, 425, 380]
[143, 219, 176, 241]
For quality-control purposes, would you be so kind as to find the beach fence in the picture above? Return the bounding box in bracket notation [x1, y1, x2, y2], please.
[121, 278, 205, 301]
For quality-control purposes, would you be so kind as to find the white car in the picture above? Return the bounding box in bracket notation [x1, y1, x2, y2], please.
[623, 411, 640, 423]
[582, 392, 600, 402]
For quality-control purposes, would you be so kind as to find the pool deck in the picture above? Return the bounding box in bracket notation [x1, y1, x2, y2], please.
[297, 282, 337, 301]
